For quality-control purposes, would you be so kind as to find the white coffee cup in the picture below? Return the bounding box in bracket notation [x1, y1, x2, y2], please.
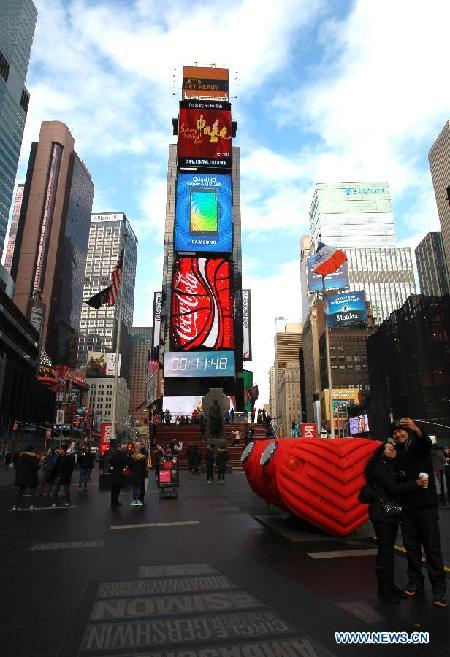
[419, 472, 429, 488]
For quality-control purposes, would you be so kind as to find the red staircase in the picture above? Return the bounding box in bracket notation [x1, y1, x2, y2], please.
[152, 422, 267, 470]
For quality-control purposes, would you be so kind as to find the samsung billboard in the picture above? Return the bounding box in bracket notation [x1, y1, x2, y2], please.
[164, 351, 235, 378]
[326, 291, 368, 328]
[174, 173, 232, 253]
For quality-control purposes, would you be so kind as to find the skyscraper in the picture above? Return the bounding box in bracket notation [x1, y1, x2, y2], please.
[4, 183, 23, 272]
[415, 232, 450, 296]
[156, 67, 246, 411]
[428, 121, 450, 274]
[11, 121, 94, 367]
[307, 182, 416, 324]
[271, 322, 303, 436]
[129, 326, 152, 426]
[78, 212, 137, 382]
[0, 0, 37, 256]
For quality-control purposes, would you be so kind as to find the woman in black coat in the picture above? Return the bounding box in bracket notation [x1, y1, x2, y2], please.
[12, 445, 40, 510]
[364, 442, 426, 601]
[128, 447, 147, 507]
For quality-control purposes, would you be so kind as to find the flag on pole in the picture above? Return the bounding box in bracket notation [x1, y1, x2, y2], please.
[313, 244, 347, 277]
[86, 250, 123, 308]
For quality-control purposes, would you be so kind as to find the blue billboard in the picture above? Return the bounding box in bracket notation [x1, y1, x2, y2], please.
[174, 173, 232, 253]
[326, 291, 368, 327]
[307, 256, 349, 292]
[164, 351, 235, 378]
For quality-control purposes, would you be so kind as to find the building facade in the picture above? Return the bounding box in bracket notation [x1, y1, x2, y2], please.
[87, 377, 130, 435]
[158, 110, 245, 408]
[307, 182, 416, 324]
[415, 231, 450, 297]
[367, 294, 450, 444]
[271, 322, 303, 436]
[0, 0, 36, 256]
[428, 121, 450, 275]
[129, 326, 152, 426]
[78, 212, 137, 383]
[11, 121, 94, 367]
[4, 183, 23, 272]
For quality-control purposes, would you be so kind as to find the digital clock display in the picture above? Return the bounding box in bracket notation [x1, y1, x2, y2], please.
[163, 351, 235, 378]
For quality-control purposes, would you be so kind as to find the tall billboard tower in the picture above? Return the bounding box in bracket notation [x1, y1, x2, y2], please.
[154, 66, 246, 414]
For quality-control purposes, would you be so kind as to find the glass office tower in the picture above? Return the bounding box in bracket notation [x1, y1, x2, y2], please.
[307, 182, 416, 324]
[0, 0, 37, 256]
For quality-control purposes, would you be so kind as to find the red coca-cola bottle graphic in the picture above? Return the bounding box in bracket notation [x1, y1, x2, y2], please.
[171, 257, 234, 350]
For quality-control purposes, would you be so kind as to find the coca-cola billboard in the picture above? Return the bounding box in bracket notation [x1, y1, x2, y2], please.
[170, 257, 234, 350]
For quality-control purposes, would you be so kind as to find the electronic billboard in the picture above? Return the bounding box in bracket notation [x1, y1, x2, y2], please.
[326, 291, 368, 328]
[182, 66, 229, 101]
[178, 100, 232, 168]
[164, 351, 235, 378]
[307, 256, 349, 293]
[170, 257, 234, 351]
[175, 173, 232, 252]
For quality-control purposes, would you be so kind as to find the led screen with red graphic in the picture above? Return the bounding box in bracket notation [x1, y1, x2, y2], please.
[178, 101, 232, 168]
[170, 257, 234, 351]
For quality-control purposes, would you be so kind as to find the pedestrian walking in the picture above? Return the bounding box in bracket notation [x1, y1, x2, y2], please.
[216, 446, 229, 484]
[106, 441, 127, 507]
[128, 445, 147, 506]
[78, 446, 95, 491]
[205, 444, 215, 484]
[38, 447, 57, 497]
[11, 445, 40, 510]
[361, 441, 425, 602]
[230, 408, 235, 423]
[51, 445, 75, 507]
[392, 418, 448, 608]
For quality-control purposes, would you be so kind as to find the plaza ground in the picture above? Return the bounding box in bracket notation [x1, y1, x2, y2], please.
[0, 465, 449, 657]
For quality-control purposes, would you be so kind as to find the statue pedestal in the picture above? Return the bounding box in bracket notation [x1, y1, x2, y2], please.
[202, 388, 229, 445]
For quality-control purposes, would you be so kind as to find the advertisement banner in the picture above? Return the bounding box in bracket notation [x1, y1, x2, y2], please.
[300, 423, 318, 438]
[174, 173, 232, 253]
[147, 369, 161, 405]
[349, 414, 370, 435]
[106, 353, 121, 376]
[307, 255, 349, 293]
[56, 409, 65, 425]
[242, 289, 252, 360]
[323, 388, 359, 421]
[152, 291, 162, 349]
[170, 257, 234, 350]
[86, 352, 121, 377]
[100, 422, 112, 453]
[182, 66, 229, 100]
[164, 351, 235, 378]
[326, 291, 368, 327]
[178, 101, 232, 168]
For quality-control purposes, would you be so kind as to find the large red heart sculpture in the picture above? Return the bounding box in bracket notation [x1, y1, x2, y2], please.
[243, 438, 380, 536]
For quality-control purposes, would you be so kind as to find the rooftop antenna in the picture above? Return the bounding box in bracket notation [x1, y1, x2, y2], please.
[172, 68, 177, 96]
[232, 70, 240, 99]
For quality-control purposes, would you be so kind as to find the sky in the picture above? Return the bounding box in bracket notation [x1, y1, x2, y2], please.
[10, 0, 450, 404]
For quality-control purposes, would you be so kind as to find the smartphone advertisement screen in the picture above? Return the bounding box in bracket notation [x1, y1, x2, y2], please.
[175, 173, 232, 252]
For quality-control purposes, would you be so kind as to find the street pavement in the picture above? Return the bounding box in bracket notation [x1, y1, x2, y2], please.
[0, 465, 449, 657]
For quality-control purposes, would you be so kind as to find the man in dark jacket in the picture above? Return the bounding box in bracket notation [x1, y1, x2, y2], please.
[216, 446, 229, 484]
[106, 441, 127, 506]
[78, 447, 95, 491]
[51, 445, 75, 507]
[205, 445, 215, 483]
[12, 445, 40, 510]
[392, 418, 447, 607]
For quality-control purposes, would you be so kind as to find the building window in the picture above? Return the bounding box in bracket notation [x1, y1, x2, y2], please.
[20, 89, 30, 112]
[0, 52, 10, 82]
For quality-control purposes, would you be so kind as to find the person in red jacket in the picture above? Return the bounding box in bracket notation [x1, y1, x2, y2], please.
[12, 445, 40, 510]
